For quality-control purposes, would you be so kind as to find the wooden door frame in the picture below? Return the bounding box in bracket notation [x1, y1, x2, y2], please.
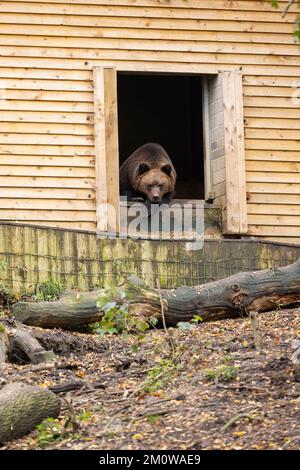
[93, 67, 247, 237]
[93, 66, 120, 235]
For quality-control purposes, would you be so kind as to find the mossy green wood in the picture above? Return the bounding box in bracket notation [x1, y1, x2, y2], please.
[0, 222, 300, 293]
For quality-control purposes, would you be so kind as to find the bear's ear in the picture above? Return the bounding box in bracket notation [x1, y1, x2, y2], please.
[137, 162, 150, 175]
[161, 164, 172, 176]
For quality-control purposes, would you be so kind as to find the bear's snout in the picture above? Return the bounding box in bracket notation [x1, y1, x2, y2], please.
[149, 186, 162, 203]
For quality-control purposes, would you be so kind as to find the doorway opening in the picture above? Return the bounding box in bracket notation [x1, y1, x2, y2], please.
[117, 73, 205, 200]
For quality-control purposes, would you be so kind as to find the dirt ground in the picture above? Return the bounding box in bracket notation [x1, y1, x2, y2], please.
[1, 307, 299, 450]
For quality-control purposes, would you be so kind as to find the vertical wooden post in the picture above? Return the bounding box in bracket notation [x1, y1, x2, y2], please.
[222, 70, 247, 234]
[93, 67, 120, 234]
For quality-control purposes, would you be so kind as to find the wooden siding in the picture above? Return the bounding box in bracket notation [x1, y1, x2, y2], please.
[0, 1, 299, 242]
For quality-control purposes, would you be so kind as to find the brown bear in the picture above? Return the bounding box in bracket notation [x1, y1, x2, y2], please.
[120, 143, 177, 204]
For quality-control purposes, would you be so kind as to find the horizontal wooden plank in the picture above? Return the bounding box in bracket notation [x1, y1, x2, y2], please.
[1, 58, 300, 77]
[0, 111, 93, 124]
[0, 78, 93, 91]
[1, 1, 291, 13]
[248, 203, 300, 215]
[0, 100, 94, 112]
[0, 144, 94, 156]
[0, 176, 95, 188]
[0, 122, 93, 136]
[0, 23, 296, 44]
[248, 223, 300, 236]
[247, 193, 300, 205]
[0, 187, 95, 199]
[0, 198, 95, 210]
[244, 107, 300, 118]
[247, 172, 300, 183]
[246, 150, 300, 161]
[0, 35, 299, 56]
[245, 117, 300, 130]
[0, 3, 296, 23]
[246, 161, 300, 173]
[246, 139, 300, 151]
[0, 209, 96, 222]
[248, 214, 300, 227]
[0, 67, 92, 80]
[244, 96, 300, 108]
[1, 46, 299, 66]
[2, 89, 93, 102]
[254, 236, 300, 244]
[247, 182, 300, 194]
[0, 12, 296, 33]
[246, 128, 300, 140]
[244, 85, 300, 97]
[0, 165, 95, 178]
[0, 155, 95, 167]
[243, 75, 300, 87]
[0, 133, 94, 145]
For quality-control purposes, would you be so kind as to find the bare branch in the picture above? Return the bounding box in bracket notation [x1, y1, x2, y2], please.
[282, 0, 295, 18]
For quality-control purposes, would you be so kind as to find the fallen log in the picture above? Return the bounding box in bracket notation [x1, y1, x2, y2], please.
[12, 258, 300, 330]
[11, 329, 56, 364]
[0, 319, 57, 364]
[0, 382, 61, 442]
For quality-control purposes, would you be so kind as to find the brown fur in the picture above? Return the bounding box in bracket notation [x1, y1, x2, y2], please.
[120, 143, 177, 203]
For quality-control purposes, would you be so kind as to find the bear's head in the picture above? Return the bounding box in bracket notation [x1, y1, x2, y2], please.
[133, 163, 174, 203]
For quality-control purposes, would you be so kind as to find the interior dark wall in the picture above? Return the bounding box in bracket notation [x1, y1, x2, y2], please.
[117, 74, 204, 199]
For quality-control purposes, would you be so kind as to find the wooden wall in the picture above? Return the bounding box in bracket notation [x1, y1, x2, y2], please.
[0, 1, 299, 242]
[0, 222, 299, 292]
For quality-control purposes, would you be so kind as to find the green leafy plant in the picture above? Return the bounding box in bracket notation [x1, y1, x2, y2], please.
[204, 365, 239, 383]
[77, 410, 93, 422]
[271, 0, 279, 7]
[142, 359, 180, 393]
[146, 414, 161, 424]
[35, 418, 64, 447]
[222, 354, 234, 364]
[34, 280, 63, 301]
[95, 289, 153, 337]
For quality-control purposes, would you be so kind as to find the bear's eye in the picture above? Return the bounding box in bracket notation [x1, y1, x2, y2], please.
[159, 184, 163, 189]
[147, 184, 152, 190]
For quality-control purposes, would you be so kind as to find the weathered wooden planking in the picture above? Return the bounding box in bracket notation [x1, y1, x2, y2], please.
[0, 1, 292, 13]
[1, 46, 300, 67]
[1, 36, 300, 57]
[0, 1, 299, 243]
[0, 3, 297, 23]
[93, 67, 119, 234]
[0, 222, 299, 293]
[246, 161, 300, 172]
[0, 24, 297, 45]
[222, 70, 247, 234]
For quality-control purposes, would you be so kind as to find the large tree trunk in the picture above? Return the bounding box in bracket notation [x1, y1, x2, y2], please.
[12, 258, 300, 330]
[0, 382, 61, 442]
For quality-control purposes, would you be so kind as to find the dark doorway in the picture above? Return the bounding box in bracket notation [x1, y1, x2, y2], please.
[117, 73, 204, 199]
